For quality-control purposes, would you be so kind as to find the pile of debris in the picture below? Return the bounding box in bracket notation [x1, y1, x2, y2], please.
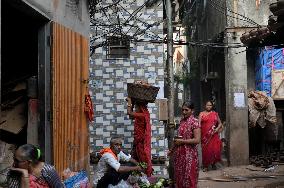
[250, 150, 284, 168]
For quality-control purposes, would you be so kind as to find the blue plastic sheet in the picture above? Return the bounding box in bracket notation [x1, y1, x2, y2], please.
[255, 47, 284, 96]
[64, 171, 90, 188]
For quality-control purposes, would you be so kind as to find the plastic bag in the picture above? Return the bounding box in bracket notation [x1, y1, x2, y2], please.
[107, 180, 132, 188]
[64, 170, 90, 188]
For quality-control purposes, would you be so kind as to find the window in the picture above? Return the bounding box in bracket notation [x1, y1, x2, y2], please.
[106, 36, 130, 59]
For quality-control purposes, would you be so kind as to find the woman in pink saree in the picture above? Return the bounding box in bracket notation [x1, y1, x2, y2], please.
[171, 101, 201, 188]
[199, 101, 222, 171]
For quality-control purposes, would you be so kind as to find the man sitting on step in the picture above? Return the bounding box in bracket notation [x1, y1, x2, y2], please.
[93, 137, 143, 188]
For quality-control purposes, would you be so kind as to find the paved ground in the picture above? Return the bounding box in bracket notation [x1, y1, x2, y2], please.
[198, 164, 284, 188]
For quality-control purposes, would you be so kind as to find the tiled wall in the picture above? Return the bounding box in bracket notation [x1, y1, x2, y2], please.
[89, 0, 167, 175]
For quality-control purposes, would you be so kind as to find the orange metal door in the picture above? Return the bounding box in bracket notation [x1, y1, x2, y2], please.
[51, 22, 89, 175]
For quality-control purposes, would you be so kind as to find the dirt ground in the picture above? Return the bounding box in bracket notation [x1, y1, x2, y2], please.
[198, 165, 284, 188]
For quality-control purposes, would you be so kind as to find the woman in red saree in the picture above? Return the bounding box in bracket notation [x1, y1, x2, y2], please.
[126, 97, 153, 177]
[199, 101, 222, 171]
[171, 101, 201, 188]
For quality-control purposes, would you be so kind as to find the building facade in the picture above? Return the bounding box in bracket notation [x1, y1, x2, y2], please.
[89, 0, 167, 175]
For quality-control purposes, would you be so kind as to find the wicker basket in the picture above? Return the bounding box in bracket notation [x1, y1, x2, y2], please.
[127, 83, 159, 103]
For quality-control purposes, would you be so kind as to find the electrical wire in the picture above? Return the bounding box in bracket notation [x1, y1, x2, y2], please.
[208, 0, 260, 26]
[207, 1, 257, 26]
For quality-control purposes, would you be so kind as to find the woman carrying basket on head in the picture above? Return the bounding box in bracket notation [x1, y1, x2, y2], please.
[126, 97, 153, 177]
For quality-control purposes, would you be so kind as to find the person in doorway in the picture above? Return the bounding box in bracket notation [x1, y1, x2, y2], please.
[126, 97, 153, 177]
[7, 144, 63, 188]
[199, 100, 223, 171]
[93, 137, 143, 188]
[169, 101, 201, 188]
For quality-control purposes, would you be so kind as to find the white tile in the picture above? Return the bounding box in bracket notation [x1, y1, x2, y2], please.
[158, 57, 163, 63]
[137, 69, 144, 76]
[127, 79, 135, 83]
[124, 132, 131, 137]
[95, 59, 102, 65]
[103, 109, 110, 113]
[147, 44, 154, 48]
[124, 61, 130, 66]
[124, 73, 130, 78]
[148, 78, 155, 84]
[95, 70, 103, 76]
[106, 91, 113, 96]
[151, 149, 157, 154]
[103, 74, 110, 78]
[150, 114, 156, 119]
[137, 46, 144, 52]
[116, 105, 124, 111]
[148, 67, 155, 72]
[103, 62, 109, 67]
[151, 138, 157, 142]
[158, 46, 163, 52]
[95, 47, 103, 53]
[116, 82, 124, 88]
[106, 68, 114, 73]
[103, 86, 110, 90]
[106, 126, 113, 131]
[128, 137, 134, 142]
[117, 128, 124, 134]
[124, 120, 132, 125]
[137, 58, 144, 64]
[127, 125, 134, 130]
[159, 128, 164, 135]
[103, 121, 110, 126]
[158, 69, 164, 76]
[96, 128, 103, 135]
[106, 80, 113, 84]
[127, 67, 135, 72]
[144, 50, 151, 54]
[149, 56, 155, 62]
[159, 140, 165, 146]
[116, 93, 124, 100]
[96, 117, 103, 123]
[103, 131, 110, 137]
[117, 117, 124, 123]
[96, 140, 103, 146]
[106, 114, 113, 119]
[116, 70, 123, 77]
[159, 151, 165, 156]
[106, 103, 113, 108]
[103, 97, 110, 102]
[96, 105, 103, 111]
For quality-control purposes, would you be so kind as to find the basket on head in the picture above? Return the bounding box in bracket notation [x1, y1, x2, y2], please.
[127, 83, 160, 103]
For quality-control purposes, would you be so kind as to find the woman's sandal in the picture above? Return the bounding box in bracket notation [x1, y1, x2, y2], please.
[202, 167, 208, 172]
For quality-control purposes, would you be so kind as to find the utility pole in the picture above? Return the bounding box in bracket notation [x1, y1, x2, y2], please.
[166, 0, 175, 179]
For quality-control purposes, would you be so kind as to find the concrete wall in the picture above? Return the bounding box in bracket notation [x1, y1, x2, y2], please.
[224, 0, 272, 166]
[89, 1, 166, 175]
[226, 0, 271, 28]
[225, 28, 250, 165]
[23, 0, 90, 37]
